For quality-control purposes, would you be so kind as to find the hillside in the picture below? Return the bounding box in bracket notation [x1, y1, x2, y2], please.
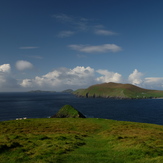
[73, 82, 163, 99]
[0, 118, 163, 162]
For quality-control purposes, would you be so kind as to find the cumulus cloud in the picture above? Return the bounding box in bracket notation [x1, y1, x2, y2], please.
[96, 69, 122, 83]
[128, 69, 144, 85]
[0, 64, 19, 91]
[0, 64, 11, 88]
[20, 66, 125, 91]
[58, 30, 75, 38]
[94, 29, 117, 36]
[0, 64, 11, 73]
[1, 63, 163, 91]
[69, 44, 122, 53]
[21, 66, 96, 91]
[16, 60, 33, 71]
[127, 69, 163, 90]
[21, 79, 33, 88]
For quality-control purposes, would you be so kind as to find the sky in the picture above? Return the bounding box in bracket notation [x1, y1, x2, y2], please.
[1, 0, 163, 92]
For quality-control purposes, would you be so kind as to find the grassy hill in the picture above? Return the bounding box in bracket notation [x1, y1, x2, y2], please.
[73, 82, 163, 99]
[51, 104, 86, 118]
[0, 118, 163, 162]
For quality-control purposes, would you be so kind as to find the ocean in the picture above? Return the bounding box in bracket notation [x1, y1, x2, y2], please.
[0, 92, 163, 125]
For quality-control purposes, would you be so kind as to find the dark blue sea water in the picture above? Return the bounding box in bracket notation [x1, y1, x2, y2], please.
[0, 92, 163, 125]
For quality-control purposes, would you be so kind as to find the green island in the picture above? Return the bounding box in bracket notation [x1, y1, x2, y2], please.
[73, 82, 163, 99]
[28, 89, 73, 93]
[0, 105, 163, 163]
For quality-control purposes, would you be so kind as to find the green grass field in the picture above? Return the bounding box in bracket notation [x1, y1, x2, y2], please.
[0, 118, 163, 163]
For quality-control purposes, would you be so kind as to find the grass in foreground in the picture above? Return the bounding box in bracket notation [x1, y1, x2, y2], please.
[0, 118, 163, 163]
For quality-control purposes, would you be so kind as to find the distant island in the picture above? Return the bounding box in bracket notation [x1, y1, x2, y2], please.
[61, 89, 73, 93]
[73, 82, 163, 99]
[28, 89, 73, 93]
[28, 90, 56, 93]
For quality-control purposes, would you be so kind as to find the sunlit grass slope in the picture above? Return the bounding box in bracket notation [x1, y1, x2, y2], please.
[74, 82, 163, 99]
[0, 118, 163, 163]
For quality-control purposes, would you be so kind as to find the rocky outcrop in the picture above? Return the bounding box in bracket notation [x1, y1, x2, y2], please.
[51, 105, 86, 118]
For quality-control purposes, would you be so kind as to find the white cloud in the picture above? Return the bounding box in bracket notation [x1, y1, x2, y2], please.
[128, 69, 143, 85]
[16, 60, 33, 71]
[0, 64, 10, 73]
[127, 70, 163, 90]
[96, 69, 122, 83]
[143, 77, 163, 89]
[69, 44, 122, 53]
[19, 47, 39, 49]
[145, 77, 163, 84]
[58, 30, 75, 38]
[0, 64, 19, 91]
[1, 63, 163, 92]
[21, 79, 33, 88]
[94, 29, 117, 36]
[0, 62, 162, 92]
[21, 66, 96, 91]
[19, 67, 163, 91]
[20, 66, 125, 91]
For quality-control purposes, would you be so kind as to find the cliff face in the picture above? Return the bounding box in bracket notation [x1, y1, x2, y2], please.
[51, 105, 86, 118]
[73, 82, 163, 99]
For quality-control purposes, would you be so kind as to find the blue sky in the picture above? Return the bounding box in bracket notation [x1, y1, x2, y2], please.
[1, 0, 163, 91]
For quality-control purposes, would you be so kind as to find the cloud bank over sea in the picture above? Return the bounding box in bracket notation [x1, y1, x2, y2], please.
[0, 63, 162, 92]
